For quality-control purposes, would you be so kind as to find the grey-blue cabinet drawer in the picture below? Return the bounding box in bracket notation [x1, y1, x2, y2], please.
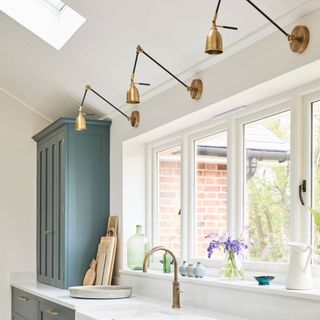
[12, 288, 37, 320]
[39, 301, 74, 320]
[12, 313, 27, 320]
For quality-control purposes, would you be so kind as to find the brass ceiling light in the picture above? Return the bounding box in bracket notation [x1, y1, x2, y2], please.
[127, 45, 203, 104]
[205, 0, 238, 55]
[245, 0, 309, 54]
[75, 85, 140, 131]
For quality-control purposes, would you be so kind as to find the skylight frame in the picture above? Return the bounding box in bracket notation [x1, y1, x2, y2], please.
[0, 0, 86, 50]
[44, 0, 66, 12]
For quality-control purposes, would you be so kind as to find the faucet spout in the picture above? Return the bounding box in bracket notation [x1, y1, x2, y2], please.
[143, 246, 181, 308]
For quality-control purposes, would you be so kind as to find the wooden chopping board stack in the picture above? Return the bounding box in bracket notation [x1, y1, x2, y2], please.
[83, 216, 118, 286]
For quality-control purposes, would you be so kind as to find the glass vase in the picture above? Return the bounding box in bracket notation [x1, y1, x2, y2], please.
[220, 250, 244, 280]
[127, 225, 150, 270]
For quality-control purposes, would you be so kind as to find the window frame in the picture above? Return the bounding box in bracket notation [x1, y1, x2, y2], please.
[188, 124, 229, 262]
[149, 138, 183, 259]
[146, 90, 320, 274]
[238, 104, 292, 264]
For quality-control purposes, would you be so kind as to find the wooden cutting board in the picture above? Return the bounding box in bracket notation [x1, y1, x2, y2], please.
[83, 259, 97, 286]
[95, 253, 106, 285]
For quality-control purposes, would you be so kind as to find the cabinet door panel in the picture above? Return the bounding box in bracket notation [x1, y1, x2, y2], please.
[12, 288, 37, 320]
[12, 313, 26, 320]
[38, 145, 49, 283]
[53, 137, 65, 288]
[37, 131, 65, 286]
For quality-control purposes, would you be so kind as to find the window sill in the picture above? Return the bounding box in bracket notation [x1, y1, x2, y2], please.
[120, 269, 320, 302]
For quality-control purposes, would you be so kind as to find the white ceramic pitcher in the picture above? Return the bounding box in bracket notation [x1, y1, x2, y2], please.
[286, 242, 313, 290]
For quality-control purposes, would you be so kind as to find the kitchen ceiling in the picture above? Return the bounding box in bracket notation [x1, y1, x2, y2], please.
[0, 0, 318, 122]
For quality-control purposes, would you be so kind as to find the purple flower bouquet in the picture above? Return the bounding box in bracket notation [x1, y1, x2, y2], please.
[206, 234, 251, 279]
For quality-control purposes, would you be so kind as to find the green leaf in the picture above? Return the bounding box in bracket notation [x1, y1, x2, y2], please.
[309, 207, 320, 228]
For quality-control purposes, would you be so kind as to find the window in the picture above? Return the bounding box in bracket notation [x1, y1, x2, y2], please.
[156, 145, 181, 257]
[194, 131, 228, 259]
[244, 111, 291, 262]
[0, 0, 86, 49]
[148, 92, 320, 272]
[312, 100, 320, 264]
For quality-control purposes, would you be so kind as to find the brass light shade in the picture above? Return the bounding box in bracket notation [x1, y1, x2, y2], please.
[127, 81, 140, 104]
[205, 24, 223, 55]
[75, 106, 87, 131]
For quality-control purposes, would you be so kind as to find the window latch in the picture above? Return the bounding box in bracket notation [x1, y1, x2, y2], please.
[299, 180, 306, 206]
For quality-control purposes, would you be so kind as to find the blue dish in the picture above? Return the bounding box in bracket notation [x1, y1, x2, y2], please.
[254, 276, 275, 285]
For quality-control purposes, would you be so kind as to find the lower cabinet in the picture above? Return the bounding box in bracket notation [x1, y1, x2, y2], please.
[12, 289, 37, 320]
[12, 314, 27, 320]
[12, 288, 75, 320]
[39, 301, 74, 320]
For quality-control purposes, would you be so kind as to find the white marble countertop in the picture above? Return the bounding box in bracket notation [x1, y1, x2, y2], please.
[10, 281, 246, 320]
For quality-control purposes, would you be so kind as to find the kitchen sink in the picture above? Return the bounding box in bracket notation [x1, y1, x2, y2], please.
[76, 302, 239, 320]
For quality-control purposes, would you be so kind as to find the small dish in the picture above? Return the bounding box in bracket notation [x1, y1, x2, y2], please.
[254, 276, 275, 285]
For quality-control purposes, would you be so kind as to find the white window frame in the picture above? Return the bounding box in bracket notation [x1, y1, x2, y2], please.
[187, 124, 229, 263]
[148, 138, 183, 259]
[146, 89, 320, 275]
[304, 91, 320, 266]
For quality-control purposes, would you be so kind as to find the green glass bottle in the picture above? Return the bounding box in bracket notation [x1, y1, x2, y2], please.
[127, 225, 150, 270]
[162, 252, 171, 273]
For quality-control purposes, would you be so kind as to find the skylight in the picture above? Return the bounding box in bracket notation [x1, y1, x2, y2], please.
[0, 0, 86, 50]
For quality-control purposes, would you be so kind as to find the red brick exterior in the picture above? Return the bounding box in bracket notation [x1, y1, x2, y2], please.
[158, 160, 227, 258]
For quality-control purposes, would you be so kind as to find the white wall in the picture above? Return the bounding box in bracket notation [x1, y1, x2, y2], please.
[0, 90, 49, 319]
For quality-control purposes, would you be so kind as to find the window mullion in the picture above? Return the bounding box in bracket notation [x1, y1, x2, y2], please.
[291, 96, 310, 242]
[181, 135, 190, 261]
[228, 119, 242, 237]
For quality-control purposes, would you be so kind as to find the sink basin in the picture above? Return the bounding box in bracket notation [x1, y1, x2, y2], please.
[76, 302, 224, 320]
[69, 285, 133, 299]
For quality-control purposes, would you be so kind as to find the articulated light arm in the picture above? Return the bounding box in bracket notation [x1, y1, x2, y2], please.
[127, 45, 203, 104]
[244, 0, 309, 53]
[136, 45, 189, 90]
[76, 85, 140, 131]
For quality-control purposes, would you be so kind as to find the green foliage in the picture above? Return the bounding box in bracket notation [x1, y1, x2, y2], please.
[309, 208, 320, 255]
[309, 207, 320, 233]
[247, 117, 290, 262]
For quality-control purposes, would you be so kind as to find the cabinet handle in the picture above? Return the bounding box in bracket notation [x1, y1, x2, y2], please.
[17, 296, 29, 302]
[44, 230, 53, 235]
[45, 308, 60, 316]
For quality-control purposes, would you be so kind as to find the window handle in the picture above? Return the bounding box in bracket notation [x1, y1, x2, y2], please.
[299, 180, 306, 206]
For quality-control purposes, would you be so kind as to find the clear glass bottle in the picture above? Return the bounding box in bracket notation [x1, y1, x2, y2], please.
[127, 225, 150, 270]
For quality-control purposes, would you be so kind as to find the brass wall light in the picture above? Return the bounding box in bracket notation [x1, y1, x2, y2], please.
[206, 0, 310, 55]
[127, 45, 203, 104]
[205, 0, 238, 55]
[245, 0, 309, 53]
[76, 85, 140, 131]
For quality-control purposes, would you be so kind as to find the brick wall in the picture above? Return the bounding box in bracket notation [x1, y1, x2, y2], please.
[158, 159, 227, 258]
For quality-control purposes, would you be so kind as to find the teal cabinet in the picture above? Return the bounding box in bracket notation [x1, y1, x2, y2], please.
[33, 118, 111, 289]
[11, 288, 75, 320]
[12, 288, 37, 320]
[39, 301, 74, 320]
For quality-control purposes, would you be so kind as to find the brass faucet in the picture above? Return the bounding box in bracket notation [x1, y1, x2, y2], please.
[143, 246, 181, 308]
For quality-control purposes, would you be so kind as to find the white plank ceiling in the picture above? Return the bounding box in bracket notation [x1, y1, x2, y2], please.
[0, 0, 317, 121]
